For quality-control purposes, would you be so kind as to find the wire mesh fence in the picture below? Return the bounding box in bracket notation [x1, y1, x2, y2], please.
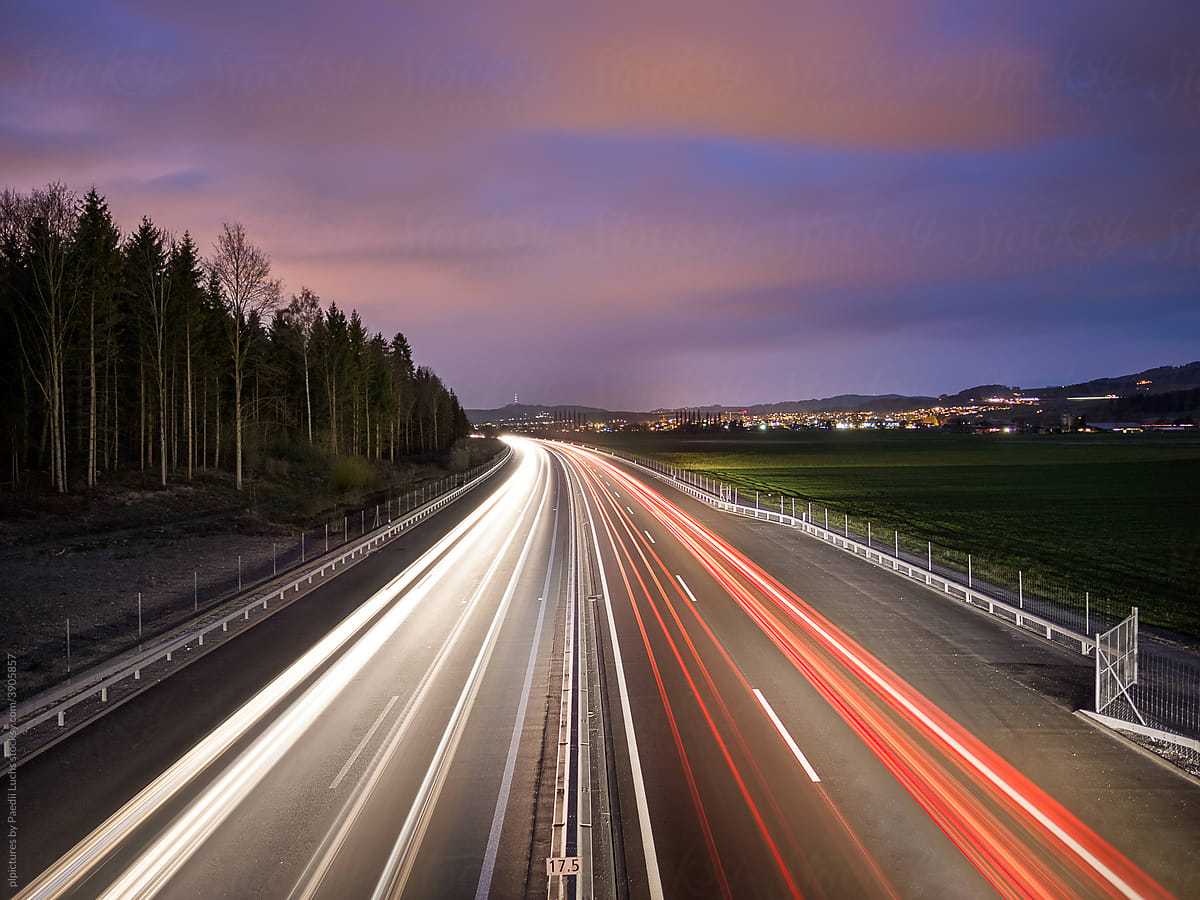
[35, 455, 504, 695]
[1129, 650, 1200, 765]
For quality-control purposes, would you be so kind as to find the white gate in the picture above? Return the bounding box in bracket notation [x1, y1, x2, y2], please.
[1095, 607, 1145, 725]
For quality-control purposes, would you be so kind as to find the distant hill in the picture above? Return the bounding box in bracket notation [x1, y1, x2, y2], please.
[942, 362, 1200, 404]
[466, 361, 1200, 425]
[734, 394, 939, 414]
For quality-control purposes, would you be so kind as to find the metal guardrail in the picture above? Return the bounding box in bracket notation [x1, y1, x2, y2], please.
[2, 448, 512, 760]
[575, 444, 1097, 656]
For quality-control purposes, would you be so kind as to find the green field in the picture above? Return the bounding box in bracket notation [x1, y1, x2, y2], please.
[585, 431, 1200, 636]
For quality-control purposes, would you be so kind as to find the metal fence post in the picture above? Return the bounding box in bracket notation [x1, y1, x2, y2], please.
[894, 530, 899, 558]
[825, 508, 829, 530]
[238, 555, 242, 592]
[1086, 591, 1090, 634]
[927, 542, 932, 572]
[845, 514, 849, 538]
[968, 554, 972, 588]
[755, 491, 759, 509]
[867, 521, 871, 547]
[1019, 570, 1024, 609]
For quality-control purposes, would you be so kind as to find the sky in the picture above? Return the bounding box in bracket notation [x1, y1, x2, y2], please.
[2, 1, 1198, 409]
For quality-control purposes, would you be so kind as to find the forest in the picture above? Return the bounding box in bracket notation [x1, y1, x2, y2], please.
[0, 183, 471, 495]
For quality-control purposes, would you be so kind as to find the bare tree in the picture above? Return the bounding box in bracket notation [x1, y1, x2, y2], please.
[208, 223, 279, 490]
[283, 287, 321, 444]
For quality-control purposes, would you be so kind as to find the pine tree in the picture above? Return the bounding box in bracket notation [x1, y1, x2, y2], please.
[72, 188, 121, 487]
[169, 233, 204, 479]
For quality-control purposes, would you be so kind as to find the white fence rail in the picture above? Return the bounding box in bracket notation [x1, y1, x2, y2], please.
[2, 448, 511, 761]
[576, 443, 1096, 653]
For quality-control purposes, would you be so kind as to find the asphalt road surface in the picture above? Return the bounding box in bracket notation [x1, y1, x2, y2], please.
[10, 437, 1200, 899]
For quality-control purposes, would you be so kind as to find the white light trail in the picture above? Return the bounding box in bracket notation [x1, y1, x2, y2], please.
[20, 441, 538, 900]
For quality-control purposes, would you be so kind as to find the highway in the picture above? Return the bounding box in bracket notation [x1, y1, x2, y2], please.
[11, 437, 1200, 898]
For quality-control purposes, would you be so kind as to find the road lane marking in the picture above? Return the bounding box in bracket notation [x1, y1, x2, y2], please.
[625, 505, 633, 515]
[753, 689, 820, 783]
[643, 530, 655, 544]
[566, 452, 664, 900]
[675, 575, 698, 603]
[329, 695, 400, 790]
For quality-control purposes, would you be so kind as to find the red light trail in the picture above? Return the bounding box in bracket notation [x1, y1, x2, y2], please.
[555, 442, 1172, 900]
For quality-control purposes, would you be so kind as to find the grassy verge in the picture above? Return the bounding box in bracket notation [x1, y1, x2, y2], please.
[584, 431, 1200, 636]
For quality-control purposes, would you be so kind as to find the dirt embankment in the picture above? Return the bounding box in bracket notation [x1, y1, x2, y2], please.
[0, 440, 503, 700]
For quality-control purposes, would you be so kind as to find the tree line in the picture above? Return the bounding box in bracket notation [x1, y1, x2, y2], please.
[0, 182, 471, 493]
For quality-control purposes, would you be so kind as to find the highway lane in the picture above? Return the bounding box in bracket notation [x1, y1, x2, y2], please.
[13, 439, 580, 899]
[10, 462, 520, 894]
[550, 441, 1199, 899]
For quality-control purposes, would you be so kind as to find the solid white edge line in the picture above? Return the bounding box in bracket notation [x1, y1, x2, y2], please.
[329, 695, 400, 790]
[675, 575, 698, 604]
[643, 530, 655, 544]
[753, 689, 820, 783]
[561, 448, 664, 900]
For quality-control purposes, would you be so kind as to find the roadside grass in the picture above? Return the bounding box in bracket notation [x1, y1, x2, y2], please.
[584, 431, 1200, 637]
